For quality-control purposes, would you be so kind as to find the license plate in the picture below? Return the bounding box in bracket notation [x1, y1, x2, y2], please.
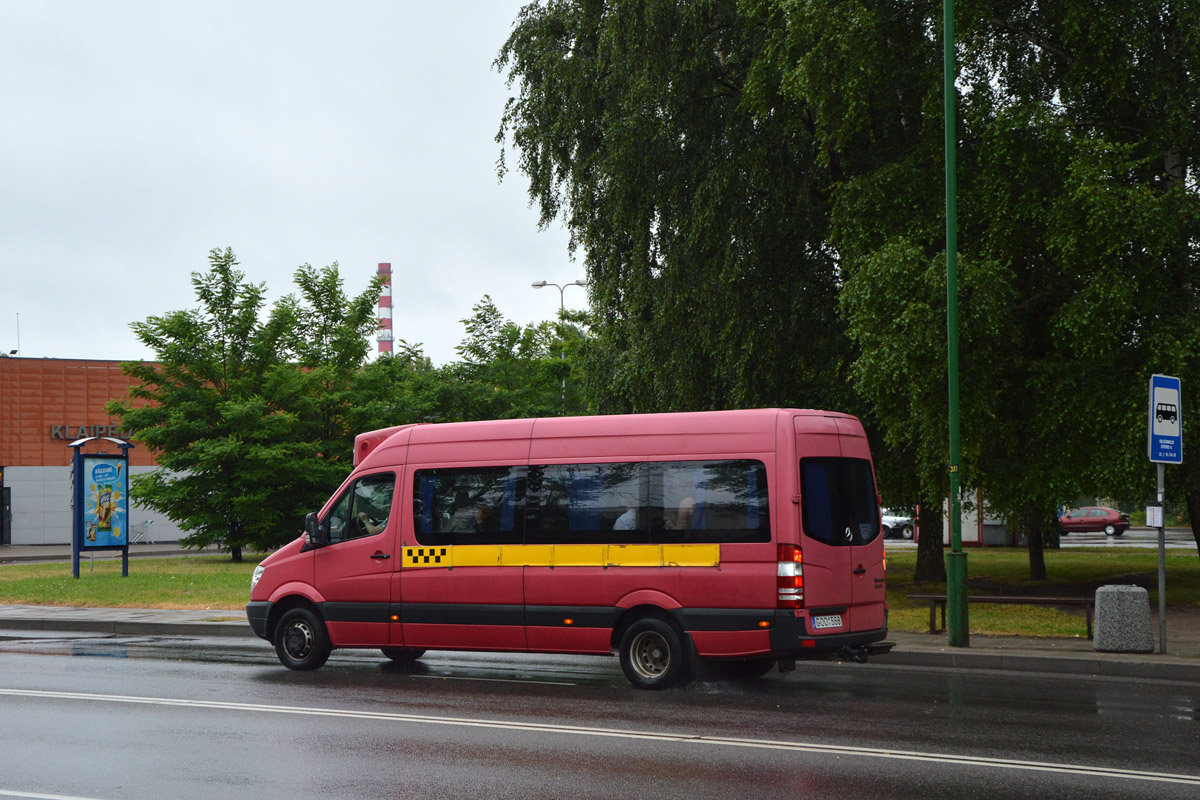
[812, 614, 843, 630]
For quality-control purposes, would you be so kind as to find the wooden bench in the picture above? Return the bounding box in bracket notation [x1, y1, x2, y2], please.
[907, 594, 1095, 639]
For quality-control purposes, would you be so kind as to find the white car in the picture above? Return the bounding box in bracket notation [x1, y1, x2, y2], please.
[881, 508, 914, 540]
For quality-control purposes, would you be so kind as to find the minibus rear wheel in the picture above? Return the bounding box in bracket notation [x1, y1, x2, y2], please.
[274, 607, 331, 671]
[618, 617, 685, 689]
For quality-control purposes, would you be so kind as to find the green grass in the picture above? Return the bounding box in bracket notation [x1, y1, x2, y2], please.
[0, 557, 257, 609]
[2, 548, 1197, 638]
[886, 548, 1200, 636]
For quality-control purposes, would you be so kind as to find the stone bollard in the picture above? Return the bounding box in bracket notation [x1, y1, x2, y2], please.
[1093, 585, 1154, 653]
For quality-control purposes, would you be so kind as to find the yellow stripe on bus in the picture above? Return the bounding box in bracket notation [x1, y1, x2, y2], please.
[401, 544, 719, 569]
[607, 545, 661, 567]
[552, 545, 605, 567]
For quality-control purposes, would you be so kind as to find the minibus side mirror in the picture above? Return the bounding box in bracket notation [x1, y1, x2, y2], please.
[304, 512, 327, 548]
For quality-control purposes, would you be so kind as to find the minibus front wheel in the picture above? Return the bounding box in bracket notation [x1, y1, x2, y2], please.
[274, 607, 331, 671]
[618, 617, 685, 690]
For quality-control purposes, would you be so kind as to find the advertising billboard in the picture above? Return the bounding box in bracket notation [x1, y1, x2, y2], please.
[81, 455, 128, 548]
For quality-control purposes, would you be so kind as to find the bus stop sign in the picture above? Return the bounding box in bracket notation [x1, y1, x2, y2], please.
[1148, 374, 1182, 464]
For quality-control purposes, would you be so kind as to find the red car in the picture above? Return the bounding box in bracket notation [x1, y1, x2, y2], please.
[1058, 506, 1130, 537]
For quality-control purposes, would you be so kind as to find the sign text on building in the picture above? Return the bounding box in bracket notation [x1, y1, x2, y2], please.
[51, 425, 127, 441]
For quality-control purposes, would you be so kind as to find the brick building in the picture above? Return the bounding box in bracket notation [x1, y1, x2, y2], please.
[0, 357, 183, 545]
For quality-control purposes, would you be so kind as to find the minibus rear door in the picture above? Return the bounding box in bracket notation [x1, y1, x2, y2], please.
[793, 416, 851, 620]
[797, 455, 880, 634]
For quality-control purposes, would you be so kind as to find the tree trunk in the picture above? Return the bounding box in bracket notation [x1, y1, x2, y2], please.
[228, 518, 244, 563]
[1025, 511, 1046, 581]
[1188, 489, 1200, 557]
[913, 501, 946, 583]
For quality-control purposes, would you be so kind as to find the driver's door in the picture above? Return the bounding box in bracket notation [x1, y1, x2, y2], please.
[1061, 509, 1088, 533]
[314, 471, 397, 647]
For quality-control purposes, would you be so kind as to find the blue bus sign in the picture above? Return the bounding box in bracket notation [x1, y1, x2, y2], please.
[1148, 374, 1182, 464]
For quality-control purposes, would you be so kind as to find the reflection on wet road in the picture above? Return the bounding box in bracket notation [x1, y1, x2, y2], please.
[0, 633, 1197, 799]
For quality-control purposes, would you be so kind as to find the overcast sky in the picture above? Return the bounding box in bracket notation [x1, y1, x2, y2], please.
[0, 0, 580, 365]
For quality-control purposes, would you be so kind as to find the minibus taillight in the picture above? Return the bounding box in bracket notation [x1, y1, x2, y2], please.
[777, 544, 804, 609]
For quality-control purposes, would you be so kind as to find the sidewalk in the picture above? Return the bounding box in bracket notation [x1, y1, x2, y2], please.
[0, 603, 250, 638]
[884, 627, 1200, 682]
[2, 545, 1198, 683]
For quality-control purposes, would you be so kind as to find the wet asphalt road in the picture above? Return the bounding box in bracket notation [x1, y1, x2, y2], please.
[0, 633, 1197, 800]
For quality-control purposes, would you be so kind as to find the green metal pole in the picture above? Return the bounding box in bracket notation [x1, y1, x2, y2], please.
[944, 0, 968, 646]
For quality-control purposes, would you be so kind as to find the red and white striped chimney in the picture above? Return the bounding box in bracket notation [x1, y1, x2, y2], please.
[377, 262, 393, 354]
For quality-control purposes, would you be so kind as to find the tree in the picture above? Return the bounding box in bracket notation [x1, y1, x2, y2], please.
[107, 248, 296, 561]
[424, 295, 586, 421]
[346, 341, 446, 433]
[108, 252, 387, 559]
[268, 263, 385, 527]
[498, 1, 939, 578]
[497, 0, 853, 415]
[770, 1, 1200, 576]
[958, 2, 1200, 556]
[348, 297, 589, 435]
[109, 249, 592, 559]
[499, 1, 1200, 581]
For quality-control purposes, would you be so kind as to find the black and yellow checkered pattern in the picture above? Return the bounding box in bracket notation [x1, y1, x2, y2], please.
[404, 547, 449, 567]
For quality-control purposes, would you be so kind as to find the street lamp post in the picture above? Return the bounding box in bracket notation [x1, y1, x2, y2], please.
[532, 279, 587, 410]
[944, 0, 968, 647]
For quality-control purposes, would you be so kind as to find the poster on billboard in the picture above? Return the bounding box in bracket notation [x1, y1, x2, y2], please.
[81, 455, 128, 548]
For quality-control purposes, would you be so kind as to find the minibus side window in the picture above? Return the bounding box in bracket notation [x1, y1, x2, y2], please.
[800, 458, 879, 546]
[529, 463, 647, 544]
[412, 467, 525, 546]
[526, 460, 769, 545]
[326, 472, 395, 544]
[650, 460, 770, 544]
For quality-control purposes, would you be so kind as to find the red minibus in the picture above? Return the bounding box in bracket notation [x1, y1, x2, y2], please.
[246, 409, 891, 688]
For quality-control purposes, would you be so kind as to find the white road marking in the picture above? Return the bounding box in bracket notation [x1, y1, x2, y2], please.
[1, 688, 1198, 786]
[0, 791, 104, 800]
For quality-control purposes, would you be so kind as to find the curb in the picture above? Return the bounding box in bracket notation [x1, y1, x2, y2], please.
[882, 647, 1200, 683]
[0, 618, 254, 639]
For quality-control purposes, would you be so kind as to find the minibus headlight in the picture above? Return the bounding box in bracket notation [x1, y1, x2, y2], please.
[250, 564, 266, 591]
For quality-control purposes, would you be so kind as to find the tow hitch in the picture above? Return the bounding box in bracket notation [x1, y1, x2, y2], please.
[841, 646, 869, 663]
